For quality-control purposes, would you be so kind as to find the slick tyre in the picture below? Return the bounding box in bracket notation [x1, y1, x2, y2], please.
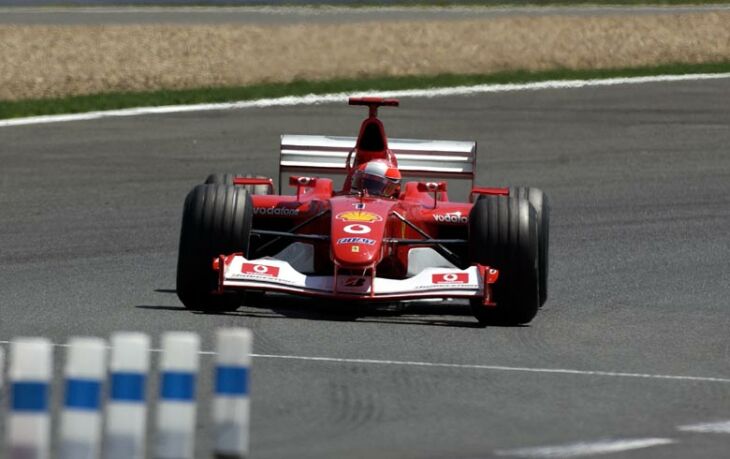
[204, 173, 272, 195]
[508, 187, 550, 306]
[468, 195, 540, 325]
[176, 184, 253, 312]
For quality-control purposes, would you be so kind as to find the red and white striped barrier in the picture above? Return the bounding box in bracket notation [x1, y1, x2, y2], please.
[0, 328, 252, 459]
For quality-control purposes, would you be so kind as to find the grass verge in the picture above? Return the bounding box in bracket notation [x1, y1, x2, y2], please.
[41, 1, 730, 6]
[2, 61, 729, 120]
[290, 0, 730, 5]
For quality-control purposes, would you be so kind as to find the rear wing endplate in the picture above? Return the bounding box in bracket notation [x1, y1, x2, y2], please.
[279, 135, 476, 193]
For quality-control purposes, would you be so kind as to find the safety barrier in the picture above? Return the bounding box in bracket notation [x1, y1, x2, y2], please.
[0, 327, 252, 459]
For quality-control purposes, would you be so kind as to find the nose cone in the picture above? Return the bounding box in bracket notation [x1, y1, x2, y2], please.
[330, 198, 394, 267]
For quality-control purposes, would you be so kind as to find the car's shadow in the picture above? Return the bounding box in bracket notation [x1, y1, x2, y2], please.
[139, 290, 492, 329]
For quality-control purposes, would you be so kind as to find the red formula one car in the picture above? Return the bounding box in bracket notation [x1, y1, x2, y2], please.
[176, 97, 549, 325]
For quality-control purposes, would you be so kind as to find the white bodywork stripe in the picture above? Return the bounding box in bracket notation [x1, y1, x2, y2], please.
[1, 72, 730, 128]
[494, 438, 675, 457]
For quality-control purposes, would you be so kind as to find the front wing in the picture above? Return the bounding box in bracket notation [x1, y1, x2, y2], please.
[216, 255, 497, 302]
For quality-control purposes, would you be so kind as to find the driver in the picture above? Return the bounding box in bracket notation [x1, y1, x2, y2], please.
[350, 160, 401, 198]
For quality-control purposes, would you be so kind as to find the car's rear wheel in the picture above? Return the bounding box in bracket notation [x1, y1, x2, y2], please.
[468, 195, 540, 325]
[204, 173, 272, 195]
[509, 186, 550, 306]
[176, 184, 253, 312]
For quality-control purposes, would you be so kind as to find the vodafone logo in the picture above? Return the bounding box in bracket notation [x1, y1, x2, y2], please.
[431, 273, 469, 284]
[254, 207, 299, 217]
[433, 212, 468, 224]
[343, 224, 371, 234]
[241, 263, 280, 277]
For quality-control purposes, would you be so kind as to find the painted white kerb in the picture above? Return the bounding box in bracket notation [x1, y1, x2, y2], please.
[1, 73, 729, 128]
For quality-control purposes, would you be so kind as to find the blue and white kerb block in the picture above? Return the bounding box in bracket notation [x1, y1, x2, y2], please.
[104, 332, 150, 459]
[213, 328, 252, 459]
[7, 338, 52, 459]
[60, 337, 107, 459]
[156, 331, 201, 459]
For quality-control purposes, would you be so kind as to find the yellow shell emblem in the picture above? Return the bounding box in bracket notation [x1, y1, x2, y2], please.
[336, 211, 382, 223]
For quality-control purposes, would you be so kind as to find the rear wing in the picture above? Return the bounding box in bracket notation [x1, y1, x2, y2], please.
[279, 135, 476, 192]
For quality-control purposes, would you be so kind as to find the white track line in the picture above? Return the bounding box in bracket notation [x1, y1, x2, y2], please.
[249, 353, 730, 383]
[494, 438, 675, 458]
[0, 338, 729, 382]
[677, 420, 730, 433]
[2, 340, 729, 383]
[2, 72, 730, 128]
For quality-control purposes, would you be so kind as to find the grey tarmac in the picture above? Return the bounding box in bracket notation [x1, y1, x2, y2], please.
[0, 78, 729, 457]
[1, 5, 730, 24]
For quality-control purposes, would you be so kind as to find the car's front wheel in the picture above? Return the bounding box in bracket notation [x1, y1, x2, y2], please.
[176, 184, 253, 312]
[509, 186, 550, 307]
[468, 195, 540, 326]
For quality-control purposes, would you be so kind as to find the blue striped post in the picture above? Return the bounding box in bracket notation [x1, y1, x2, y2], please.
[213, 328, 252, 459]
[6, 338, 52, 459]
[156, 332, 201, 459]
[104, 332, 150, 459]
[59, 337, 107, 459]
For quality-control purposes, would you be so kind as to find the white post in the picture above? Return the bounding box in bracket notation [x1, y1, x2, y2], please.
[155, 332, 200, 459]
[104, 332, 150, 459]
[59, 337, 107, 459]
[213, 328, 252, 459]
[6, 338, 52, 459]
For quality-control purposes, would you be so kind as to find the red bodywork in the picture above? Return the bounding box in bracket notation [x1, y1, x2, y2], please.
[214, 98, 508, 305]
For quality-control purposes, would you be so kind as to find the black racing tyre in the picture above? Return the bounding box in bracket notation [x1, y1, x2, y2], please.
[509, 187, 550, 307]
[468, 195, 540, 325]
[176, 184, 253, 312]
[204, 173, 272, 195]
[204, 173, 235, 185]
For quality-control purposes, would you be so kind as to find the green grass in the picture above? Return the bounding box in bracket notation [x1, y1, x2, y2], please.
[309, 0, 730, 5]
[13, 0, 730, 7]
[2, 61, 729, 120]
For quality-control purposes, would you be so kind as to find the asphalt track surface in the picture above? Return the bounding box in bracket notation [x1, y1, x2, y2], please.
[2, 5, 730, 24]
[1, 78, 729, 458]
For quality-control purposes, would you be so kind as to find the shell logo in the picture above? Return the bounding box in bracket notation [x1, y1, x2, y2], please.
[336, 211, 382, 223]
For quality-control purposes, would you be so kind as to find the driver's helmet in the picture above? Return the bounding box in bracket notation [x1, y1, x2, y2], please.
[351, 160, 401, 198]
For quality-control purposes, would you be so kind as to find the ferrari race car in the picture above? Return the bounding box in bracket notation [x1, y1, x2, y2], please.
[176, 97, 549, 325]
